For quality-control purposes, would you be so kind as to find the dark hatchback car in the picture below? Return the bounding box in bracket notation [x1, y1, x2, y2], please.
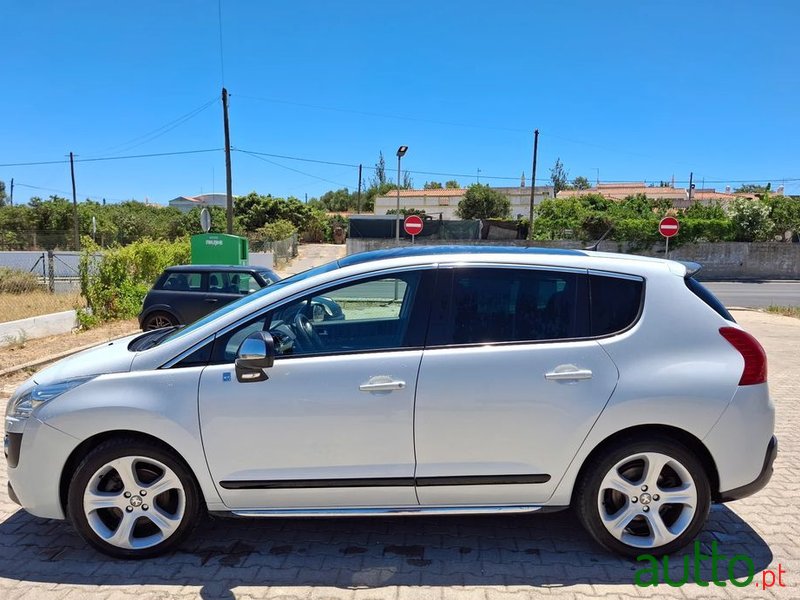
[138, 265, 281, 330]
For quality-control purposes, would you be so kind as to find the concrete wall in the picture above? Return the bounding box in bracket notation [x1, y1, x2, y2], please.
[346, 239, 800, 281]
[0, 310, 78, 347]
[248, 251, 275, 270]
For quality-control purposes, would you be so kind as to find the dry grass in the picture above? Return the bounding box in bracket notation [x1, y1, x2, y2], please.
[0, 290, 85, 323]
[766, 305, 800, 319]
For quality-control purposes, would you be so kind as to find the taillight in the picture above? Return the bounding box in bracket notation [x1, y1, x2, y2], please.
[719, 327, 767, 385]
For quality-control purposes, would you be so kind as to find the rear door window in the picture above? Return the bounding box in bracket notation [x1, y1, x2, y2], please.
[427, 267, 588, 346]
[589, 273, 644, 336]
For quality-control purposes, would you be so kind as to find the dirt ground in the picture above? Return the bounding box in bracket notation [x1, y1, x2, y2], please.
[0, 319, 138, 400]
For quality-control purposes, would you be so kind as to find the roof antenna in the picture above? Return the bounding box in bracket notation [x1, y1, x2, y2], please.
[584, 226, 613, 251]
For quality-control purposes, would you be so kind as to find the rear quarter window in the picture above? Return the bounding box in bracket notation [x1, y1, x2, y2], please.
[685, 277, 735, 322]
[589, 273, 644, 336]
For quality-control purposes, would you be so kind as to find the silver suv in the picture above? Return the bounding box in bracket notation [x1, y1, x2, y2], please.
[4, 247, 776, 559]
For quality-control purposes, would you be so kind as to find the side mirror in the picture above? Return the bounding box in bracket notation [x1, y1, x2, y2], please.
[235, 331, 275, 382]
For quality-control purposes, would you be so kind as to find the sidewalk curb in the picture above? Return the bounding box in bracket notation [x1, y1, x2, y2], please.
[0, 330, 138, 378]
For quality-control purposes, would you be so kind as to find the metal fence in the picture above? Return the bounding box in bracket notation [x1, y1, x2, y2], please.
[257, 234, 299, 265]
[0, 251, 84, 324]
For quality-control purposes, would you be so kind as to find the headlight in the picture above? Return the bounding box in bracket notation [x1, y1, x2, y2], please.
[6, 377, 95, 419]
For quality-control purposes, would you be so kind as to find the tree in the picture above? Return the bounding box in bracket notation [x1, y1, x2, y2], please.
[455, 184, 510, 220]
[424, 181, 443, 189]
[402, 171, 413, 189]
[766, 195, 800, 241]
[0, 181, 5, 206]
[445, 180, 460, 189]
[371, 152, 387, 187]
[727, 197, 774, 242]
[550, 158, 569, 194]
[735, 183, 770, 194]
[572, 176, 591, 190]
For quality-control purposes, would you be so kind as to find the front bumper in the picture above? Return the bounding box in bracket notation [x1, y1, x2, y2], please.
[5, 417, 79, 520]
[718, 435, 777, 502]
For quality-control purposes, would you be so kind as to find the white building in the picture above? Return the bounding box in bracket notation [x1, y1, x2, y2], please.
[168, 193, 228, 213]
[373, 186, 554, 219]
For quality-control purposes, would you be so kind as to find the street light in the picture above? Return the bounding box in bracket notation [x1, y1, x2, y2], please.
[396, 145, 408, 242]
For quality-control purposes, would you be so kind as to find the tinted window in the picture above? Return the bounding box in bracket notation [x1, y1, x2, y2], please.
[428, 268, 584, 345]
[208, 271, 256, 294]
[685, 277, 734, 322]
[161, 272, 201, 291]
[589, 274, 644, 336]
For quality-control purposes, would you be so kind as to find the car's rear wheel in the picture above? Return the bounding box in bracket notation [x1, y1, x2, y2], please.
[67, 438, 201, 559]
[142, 311, 177, 330]
[575, 435, 711, 557]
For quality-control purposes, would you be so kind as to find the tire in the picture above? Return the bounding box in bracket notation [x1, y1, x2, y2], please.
[574, 434, 711, 558]
[67, 437, 202, 559]
[142, 311, 178, 331]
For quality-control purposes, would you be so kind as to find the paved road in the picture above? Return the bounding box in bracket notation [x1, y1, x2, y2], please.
[0, 309, 796, 599]
[705, 281, 800, 308]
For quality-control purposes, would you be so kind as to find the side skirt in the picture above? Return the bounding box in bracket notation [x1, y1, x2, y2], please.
[210, 505, 553, 518]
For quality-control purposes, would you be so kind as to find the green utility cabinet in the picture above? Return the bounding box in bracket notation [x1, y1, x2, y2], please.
[190, 233, 249, 265]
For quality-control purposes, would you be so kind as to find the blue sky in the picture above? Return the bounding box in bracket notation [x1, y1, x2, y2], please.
[2, 0, 799, 204]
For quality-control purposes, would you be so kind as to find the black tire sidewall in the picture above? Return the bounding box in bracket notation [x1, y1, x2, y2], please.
[67, 438, 201, 559]
[144, 312, 177, 330]
[575, 436, 711, 558]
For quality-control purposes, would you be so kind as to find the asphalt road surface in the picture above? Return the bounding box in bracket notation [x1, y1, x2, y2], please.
[705, 280, 800, 308]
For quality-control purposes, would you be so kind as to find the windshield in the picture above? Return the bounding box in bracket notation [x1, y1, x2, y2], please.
[156, 259, 341, 346]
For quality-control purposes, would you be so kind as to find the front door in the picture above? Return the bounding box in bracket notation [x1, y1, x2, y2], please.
[413, 266, 620, 505]
[199, 268, 435, 509]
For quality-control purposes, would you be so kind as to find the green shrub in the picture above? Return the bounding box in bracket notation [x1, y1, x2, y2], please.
[79, 237, 190, 324]
[260, 219, 297, 242]
[0, 267, 40, 294]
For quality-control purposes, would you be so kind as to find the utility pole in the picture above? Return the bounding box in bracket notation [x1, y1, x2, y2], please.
[356, 164, 363, 214]
[222, 87, 233, 234]
[527, 129, 539, 241]
[69, 152, 79, 249]
[8, 178, 13, 206]
[688, 172, 694, 204]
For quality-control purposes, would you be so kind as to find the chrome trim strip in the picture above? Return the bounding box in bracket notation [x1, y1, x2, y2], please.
[228, 505, 543, 518]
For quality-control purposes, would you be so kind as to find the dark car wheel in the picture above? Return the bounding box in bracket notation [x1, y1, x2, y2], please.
[142, 311, 178, 330]
[574, 434, 711, 558]
[67, 437, 202, 559]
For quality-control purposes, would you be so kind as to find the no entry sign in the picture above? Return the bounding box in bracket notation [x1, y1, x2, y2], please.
[659, 217, 680, 238]
[404, 215, 424, 237]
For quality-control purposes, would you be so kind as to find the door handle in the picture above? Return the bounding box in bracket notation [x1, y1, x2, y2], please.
[359, 377, 406, 392]
[545, 365, 593, 381]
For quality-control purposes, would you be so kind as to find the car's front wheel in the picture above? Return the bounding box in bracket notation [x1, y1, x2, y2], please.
[67, 438, 201, 558]
[575, 435, 711, 557]
[142, 311, 178, 331]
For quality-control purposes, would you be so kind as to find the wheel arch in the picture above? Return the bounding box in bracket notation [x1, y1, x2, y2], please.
[59, 429, 207, 514]
[570, 424, 721, 506]
[140, 307, 181, 326]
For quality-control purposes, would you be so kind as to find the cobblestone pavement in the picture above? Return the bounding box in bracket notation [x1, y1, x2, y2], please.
[0, 310, 796, 599]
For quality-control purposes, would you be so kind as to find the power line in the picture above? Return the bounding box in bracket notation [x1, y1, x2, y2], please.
[237, 149, 351, 188]
[15, 182, 127, 203]
[0, 148, 222, 168]
[91, 97, 218, 157]
[235, 148, 528, 182]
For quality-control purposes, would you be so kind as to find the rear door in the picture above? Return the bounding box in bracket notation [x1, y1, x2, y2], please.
[413, 265, 621, 505]
[159, 271, 205, 322]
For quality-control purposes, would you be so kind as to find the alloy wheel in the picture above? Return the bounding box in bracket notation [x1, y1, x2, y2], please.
[83, 455, 186, 551]
[597, 451, 697, 549]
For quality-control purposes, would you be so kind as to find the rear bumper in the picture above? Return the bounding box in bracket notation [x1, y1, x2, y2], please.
[718, 435, 777, 502]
